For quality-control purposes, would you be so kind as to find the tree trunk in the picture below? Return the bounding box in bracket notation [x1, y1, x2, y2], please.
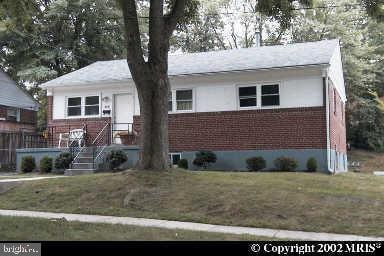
[118, 0, 187, 170]
[136, 72, 170, 170]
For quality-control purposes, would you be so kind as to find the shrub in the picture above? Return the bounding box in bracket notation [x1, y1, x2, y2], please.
[21, 156, 36, 173]
[193, 151, 217, 169]
[306, 157, 318, 172]
[40, 156, 53, 173]
[246, 156, 266, 172]
[274, 157, 298, 172]
[106, 150, 128, 170]
[54, 152, 73, 170]
[177, 159, 188, 169]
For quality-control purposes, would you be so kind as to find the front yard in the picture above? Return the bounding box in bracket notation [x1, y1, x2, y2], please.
[0, 169, 383, 237]
[0, 216, 268, 240]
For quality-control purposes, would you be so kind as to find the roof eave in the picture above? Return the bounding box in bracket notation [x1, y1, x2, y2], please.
[40, 63, 330, 89]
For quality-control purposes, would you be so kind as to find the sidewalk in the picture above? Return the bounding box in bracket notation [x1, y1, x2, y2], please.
[0, 176, 66, 183]
[0, 209, 382, 241]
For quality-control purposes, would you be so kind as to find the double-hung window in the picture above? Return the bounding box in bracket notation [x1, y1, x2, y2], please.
[84, 96, 100, 116]
[168, 89, 194, 112]
[261, 84, 280, 106]
[239, 86, 257, 107]
[67, 97, 82, 117]
[67, 96, 100, 117]
[176, 90, 193, 111]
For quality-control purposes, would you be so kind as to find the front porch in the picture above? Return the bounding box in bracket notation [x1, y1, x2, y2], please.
[15, 121, 140, 174]
[44, 121, 138, 149]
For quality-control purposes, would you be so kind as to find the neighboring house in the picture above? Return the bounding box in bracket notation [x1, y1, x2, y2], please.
[0, 70, 39, 132]
[39, 39, 347, 173]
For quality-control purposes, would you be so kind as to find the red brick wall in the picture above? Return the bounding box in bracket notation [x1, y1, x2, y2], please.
[134, 107, 327, 152]
[329, 81, 347, 153]
[47, 96, 53, 122]
[48, 117, 111, 146]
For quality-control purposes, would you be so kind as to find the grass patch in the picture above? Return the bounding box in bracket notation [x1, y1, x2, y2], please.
[348, 149, 384, 173]
[0, 173, 58, 179]
[0, 170, 383, 236]
[0, 216, 269, 241]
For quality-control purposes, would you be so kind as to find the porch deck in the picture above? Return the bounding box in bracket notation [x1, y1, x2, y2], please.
[44, 122, 138, 149]
[14, 122, 139, 173]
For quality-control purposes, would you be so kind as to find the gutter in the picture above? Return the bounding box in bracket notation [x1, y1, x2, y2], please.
[323, 68, 333, 174]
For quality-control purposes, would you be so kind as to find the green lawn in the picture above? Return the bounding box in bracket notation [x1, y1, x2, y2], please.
[348, 149, 384, 173]
[0, 170, 383, 237]
[0, 216, 268, 241]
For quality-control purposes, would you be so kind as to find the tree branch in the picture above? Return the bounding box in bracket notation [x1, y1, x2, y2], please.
[148, 0, 165, 64]
[208, 18, 227, 50]
[164, 0, 187, 38]
[117, 0, 145, 68]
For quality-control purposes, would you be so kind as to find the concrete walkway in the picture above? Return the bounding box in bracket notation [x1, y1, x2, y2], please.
[0, 209, 382, 241]
[0, 176, 66, 183]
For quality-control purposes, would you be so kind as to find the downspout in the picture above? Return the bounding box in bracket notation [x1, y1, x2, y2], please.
[322, 68, 333, 174]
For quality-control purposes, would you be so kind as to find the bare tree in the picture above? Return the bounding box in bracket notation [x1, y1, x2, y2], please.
[117, 0, 187, 170]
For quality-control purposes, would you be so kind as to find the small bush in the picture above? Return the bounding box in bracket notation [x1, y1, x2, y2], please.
[274, 157, 298, 172]
[106, 150, 128, 170]
[40, 156, 53, 173]
[21, 156, 36, 173]
[306, 157, 318, 172]
[193, 151, 217, 169]
[246, 156, 266, 172]
[177, 159, 188, 169]
[54, 152, 73, 170]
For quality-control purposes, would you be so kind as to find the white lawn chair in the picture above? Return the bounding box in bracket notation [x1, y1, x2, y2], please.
[58, 132, 69, 148]
[68, 129, 86, 147]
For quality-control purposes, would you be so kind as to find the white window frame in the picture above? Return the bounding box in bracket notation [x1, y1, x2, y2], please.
[66, 96, 82, 118]
[168, 88, 195, 113]
[169, 152, 182, 167]
[237, 84, 258, 109]
[84, 95, 101, 116]
[237, 82, 281, 110]
[65, 95, 101, 118]
[261, 83, 280, 107]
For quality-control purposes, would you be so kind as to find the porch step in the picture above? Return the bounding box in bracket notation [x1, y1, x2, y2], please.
[71, 162, 94, 169]
[76, 152, 95, 157]
[65, 169, 96, 176]
[75, 157, 94, 163]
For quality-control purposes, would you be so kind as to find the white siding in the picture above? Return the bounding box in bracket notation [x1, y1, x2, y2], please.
[196, 84, 236, 112]
[52, 84, 134, 120]
[51, 67, 324, 121]
[280, 77, 323, 108]
[328, 44, 346, 102]
[168, 67, 323, 112]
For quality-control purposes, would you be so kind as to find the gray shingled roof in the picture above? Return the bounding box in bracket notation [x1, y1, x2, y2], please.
[40, 39, 339, 88]
[0, 71, 39, 111]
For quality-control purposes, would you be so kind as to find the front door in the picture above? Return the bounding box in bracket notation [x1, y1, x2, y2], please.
[113, 93, 134, 135]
